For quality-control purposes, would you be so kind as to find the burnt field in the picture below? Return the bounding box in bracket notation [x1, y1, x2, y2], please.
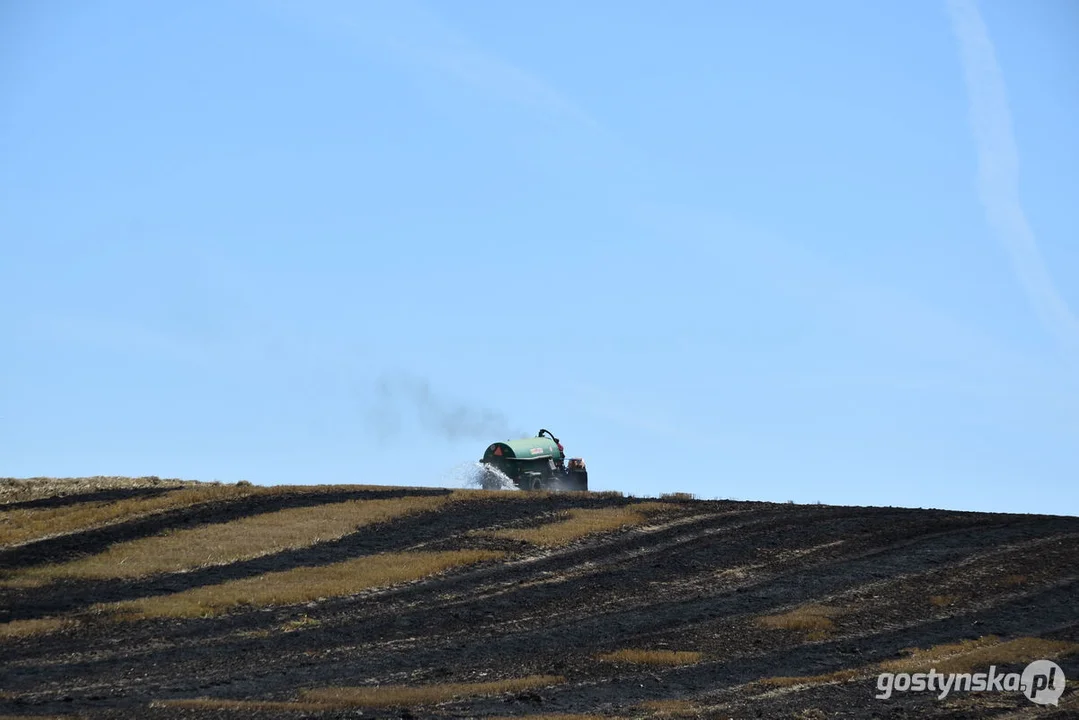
[1, 478, 1077, 719]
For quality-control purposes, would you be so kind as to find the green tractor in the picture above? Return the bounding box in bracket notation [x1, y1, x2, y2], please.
[479, 429, 588, 491]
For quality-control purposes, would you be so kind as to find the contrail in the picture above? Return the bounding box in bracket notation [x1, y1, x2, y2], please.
[947, 0, 1079, 358]
[366, 371, 526, 442]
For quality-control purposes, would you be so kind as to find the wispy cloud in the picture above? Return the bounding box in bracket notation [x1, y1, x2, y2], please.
[630, 202, 1074, 401]
[947, 0, 1079, 358]
[377, 1, 597, 128]
[266, 0, 598, 128]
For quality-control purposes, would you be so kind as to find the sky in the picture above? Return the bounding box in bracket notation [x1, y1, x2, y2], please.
[2, 0, 1077, 515]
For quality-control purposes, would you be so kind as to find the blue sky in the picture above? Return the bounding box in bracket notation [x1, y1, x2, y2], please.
[3, 0, 1077, 515]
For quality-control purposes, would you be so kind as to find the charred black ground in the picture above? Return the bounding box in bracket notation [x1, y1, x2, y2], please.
[1, 480, 1077, 719]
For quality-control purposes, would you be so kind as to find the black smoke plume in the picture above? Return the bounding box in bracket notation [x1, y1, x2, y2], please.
[367, 371, 526, 442]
